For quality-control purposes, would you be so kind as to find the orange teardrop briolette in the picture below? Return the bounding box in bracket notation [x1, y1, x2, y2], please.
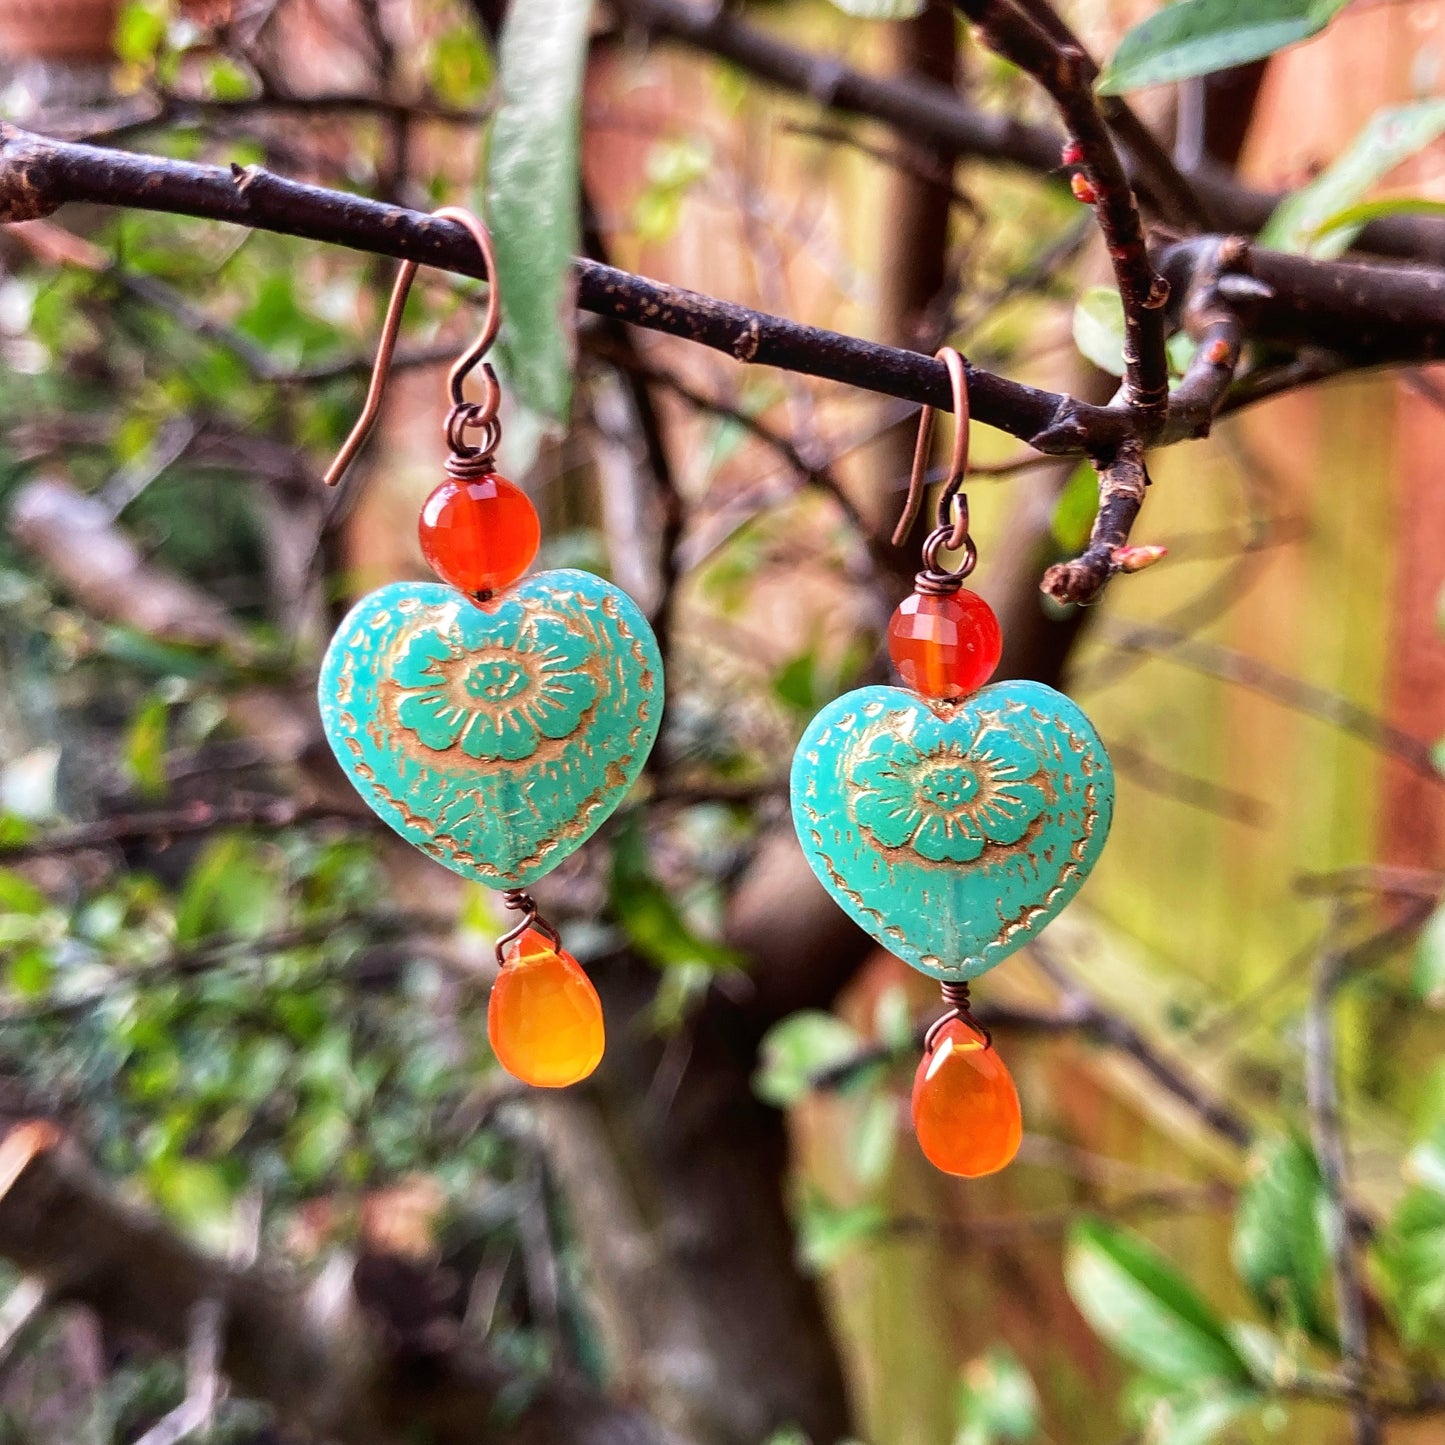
[910, 1017, 1021, 1177]
[488, 929, 605, 1088]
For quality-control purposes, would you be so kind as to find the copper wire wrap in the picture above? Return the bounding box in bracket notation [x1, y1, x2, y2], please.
[323, 207, 504, 488]
[923, 979, 993, 1054]
[494, 889, 562, 968]
[892, 347, 977, 593]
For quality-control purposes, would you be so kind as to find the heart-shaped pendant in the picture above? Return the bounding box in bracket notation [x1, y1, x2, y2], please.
[791, 680, 1113, 981]
[319, 569, 662, 888]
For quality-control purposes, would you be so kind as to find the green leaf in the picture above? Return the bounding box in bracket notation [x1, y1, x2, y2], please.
[486, 0, 594, 423]
[1072, 286, 1126, 377]
[147, 1158, 235, 1250]
[634, 136, 713, 246]
[1066, 1219, 1252, 1387]
[826, 0, 926, 18]
[1135, 1388, 1261, 1445]
[1311, 196, 1445, 252]
[796, 1191, 887, 1271]
[1098, 0, 1352, 95]
[1261, 99, 1445, 256]
[1051, 461, 1099, 553]
[1231, 1135, 1331, 1340]
[124, 693, 170, 801]
[0, 868, 47, 916]
[429, 24, 493, 108]
[204, 56, 253, 101]
[608, 819, 744, 974]
[1409, 1127, 1445, 1196]
[847, 1088, 898, 1187]
[773, 647, 823, 714]
[116, 0, 166, 65]
[235, 272, 339, 366]
[174, 834, 278, 943]
[6, 946, 54, 998]
[1412, 901, 1445, 1005]
[755, 1011, 862, 1106]
[955, 1346, 1040, 1445]
[1376, 1185, 1445, 1346]
[289, 1103, 353, 1185]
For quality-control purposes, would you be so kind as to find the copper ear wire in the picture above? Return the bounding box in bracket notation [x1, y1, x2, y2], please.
[324, 207, 504, 488]
[892, 347, 977, 590]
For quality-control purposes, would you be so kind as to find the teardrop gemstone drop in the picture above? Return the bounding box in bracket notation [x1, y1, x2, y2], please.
[910, 1018, 1021, 1177]
[488, 929, 604, 1088]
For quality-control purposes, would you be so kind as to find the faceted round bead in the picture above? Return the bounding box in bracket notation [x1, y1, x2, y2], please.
[488, 929, 604, 1088]
[888, 588, 1002, 700]
[418, 472, 540, 596]
[911, 1018, 1021, 1177]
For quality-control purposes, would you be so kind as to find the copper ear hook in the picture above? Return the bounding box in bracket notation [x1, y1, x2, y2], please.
[891, 347, 974, 581]
[323, 206, 503, 488]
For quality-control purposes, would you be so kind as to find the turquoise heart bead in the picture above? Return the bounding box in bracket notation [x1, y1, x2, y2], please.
[319, 569, 662, 888]
[791, 681, 1113, 982]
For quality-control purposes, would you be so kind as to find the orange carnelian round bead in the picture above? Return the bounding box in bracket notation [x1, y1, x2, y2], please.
[488, 929, 604, 1088]
[888, 588, 1002, 700]
[418, 472, 540, 597]
[911, 1018, 1021, 1177]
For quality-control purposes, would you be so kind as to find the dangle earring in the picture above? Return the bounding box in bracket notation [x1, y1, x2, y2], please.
[790, 349, 1114, 1176]
[316, 209, 663, 1088]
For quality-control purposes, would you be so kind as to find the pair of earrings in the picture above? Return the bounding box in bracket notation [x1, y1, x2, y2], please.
[318, 214, 1114, 1179]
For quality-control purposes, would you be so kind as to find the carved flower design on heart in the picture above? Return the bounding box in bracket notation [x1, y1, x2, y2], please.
[850, 722, 1048, 864]
[391, 604, 599, 762]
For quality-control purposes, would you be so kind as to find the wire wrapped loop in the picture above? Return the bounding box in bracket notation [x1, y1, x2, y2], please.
[923, 979, 993, 1054]
[494, 889, 562, 967]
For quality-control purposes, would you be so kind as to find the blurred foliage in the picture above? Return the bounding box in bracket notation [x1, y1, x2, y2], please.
[0, 0, 1442, 1443]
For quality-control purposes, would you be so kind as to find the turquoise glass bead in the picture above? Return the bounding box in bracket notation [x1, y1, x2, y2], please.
[319, 569, 662, 888]
[791, 680, 1113, 981]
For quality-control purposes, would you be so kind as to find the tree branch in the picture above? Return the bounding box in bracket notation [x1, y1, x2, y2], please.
[1040, 437, 1155, 605]
[613, 0, 1445, 264]
[5, 124, 1445, 472]
[0, 123, 1122, 452]
[1307, 920, 1381, 1445]
[954, 0, 1170, 434]
[9, 125, 1445, 608]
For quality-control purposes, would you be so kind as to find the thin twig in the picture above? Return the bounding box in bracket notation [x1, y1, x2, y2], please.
[1040, 437, 1155, 604]
[1306, 912, 1380, 1445]
[0, 796, 380, 864]
[614, 0, 1445, 262]
[1096, 618, 1445, 785]
[954, 0, 1170, 435]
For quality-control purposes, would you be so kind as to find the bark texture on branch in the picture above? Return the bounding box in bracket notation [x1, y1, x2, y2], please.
[0, 122, 1118, 452]
[6, 125, 1445, 611]
[0, 1122, 670, 1444]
